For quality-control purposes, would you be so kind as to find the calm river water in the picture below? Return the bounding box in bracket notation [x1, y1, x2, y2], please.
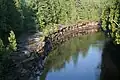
[40, 33, 105, 80]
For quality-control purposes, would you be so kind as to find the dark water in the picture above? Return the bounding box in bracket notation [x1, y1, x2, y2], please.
[40, 33, 105, 80]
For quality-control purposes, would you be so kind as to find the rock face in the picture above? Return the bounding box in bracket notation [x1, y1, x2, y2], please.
[17, 32, 44, 53]
[4, 21, 99, 80]
[2, 32, 46, 80]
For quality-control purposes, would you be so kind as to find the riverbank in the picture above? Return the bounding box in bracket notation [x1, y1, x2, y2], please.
[17, 21, 99, 54]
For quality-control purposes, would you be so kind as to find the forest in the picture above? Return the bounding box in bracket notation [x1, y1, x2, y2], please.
[0, 0, 116, 51]
[0, 0, 100, 57]
[0, 0, 120, 80]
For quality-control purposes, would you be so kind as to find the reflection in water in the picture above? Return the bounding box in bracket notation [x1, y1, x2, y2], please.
[100, 39, 120, 80]
[40, 33, 105, 80]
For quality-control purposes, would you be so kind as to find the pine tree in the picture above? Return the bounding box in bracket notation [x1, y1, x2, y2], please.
[8, 31, 17, 51]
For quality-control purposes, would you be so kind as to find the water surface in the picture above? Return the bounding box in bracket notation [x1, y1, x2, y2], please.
[40, 33, 104, 80]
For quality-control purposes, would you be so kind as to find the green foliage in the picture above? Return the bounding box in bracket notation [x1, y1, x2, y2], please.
[101, 0, 120, 44]
[0, 0, 21, 46]
[115, 30, 120, 44]
[0, 32, 16, 80]
[8, 31, 17, 51]
[0, 39, 5, 56]
[0, 0, 114, 50]
[0, 39, 4, 51]
[0, 0, 109, 39]
[0, 0, 22, 32]
[25, 0, 105, 31]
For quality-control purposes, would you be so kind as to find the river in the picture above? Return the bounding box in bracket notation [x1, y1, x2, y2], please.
[40, 32, 105, 80]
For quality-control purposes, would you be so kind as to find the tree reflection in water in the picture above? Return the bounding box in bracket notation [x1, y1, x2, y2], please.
[40, 32, 104, 80]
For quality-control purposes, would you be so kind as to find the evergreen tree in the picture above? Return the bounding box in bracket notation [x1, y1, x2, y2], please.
[8, 31, 17, 51]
